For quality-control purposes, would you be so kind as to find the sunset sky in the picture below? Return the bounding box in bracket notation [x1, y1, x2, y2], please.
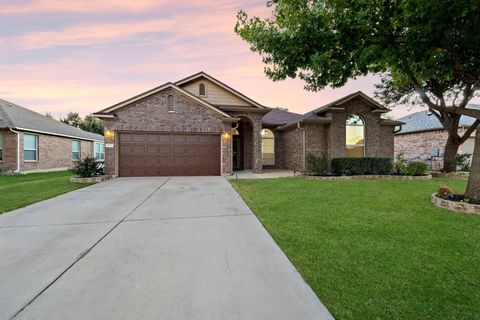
[0, 0, 454, 119]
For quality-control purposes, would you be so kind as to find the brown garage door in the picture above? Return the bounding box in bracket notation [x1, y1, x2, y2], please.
[119, 132, 220, 177]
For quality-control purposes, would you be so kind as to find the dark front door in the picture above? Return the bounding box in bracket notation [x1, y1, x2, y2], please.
[232, 135, 242, 170]
[118, 132, 221, 177]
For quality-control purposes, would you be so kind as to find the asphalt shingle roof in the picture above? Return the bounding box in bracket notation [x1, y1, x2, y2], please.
[396, 104, 480, 134]
[262, 108, 304, 126]
[0, 99, 103, 141]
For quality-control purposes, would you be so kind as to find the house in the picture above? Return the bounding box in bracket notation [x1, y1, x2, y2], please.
[0, 99, 104, 173]
[395, 108, 478, 169]
[94, 72, 401, 177]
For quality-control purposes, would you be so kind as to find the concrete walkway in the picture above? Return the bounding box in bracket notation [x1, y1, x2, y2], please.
[0, 177, 333, 320]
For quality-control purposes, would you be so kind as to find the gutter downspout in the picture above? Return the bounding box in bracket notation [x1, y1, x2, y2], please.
[297, 122, 306, 172]
[9, 128, 20, 172]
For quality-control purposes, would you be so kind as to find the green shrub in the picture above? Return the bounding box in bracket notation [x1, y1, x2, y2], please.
[404, 161, 429, 176]
[70, 156, 97, 178]
[456, 153, 471, 172]
[331, 158, 392, 175]
[306, 153, 328, 175]
[394, 153, 408, 175]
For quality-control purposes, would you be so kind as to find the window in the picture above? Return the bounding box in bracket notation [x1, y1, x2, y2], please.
[199, 83, 206, 96]
[0, 132, 3, 161]
[72, 140, 81, 160]
[261, 129, 275, 165]
[345, 114, 365, 158]
[24, 134, 38, 161]
[94, 142, 105, 161]
[167, 94, 175, 112]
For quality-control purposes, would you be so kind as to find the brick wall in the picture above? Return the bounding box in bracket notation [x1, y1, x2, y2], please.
[278, 128, 304, 171]
[0, 129, 18, 171]
[102, 87, 230, 175]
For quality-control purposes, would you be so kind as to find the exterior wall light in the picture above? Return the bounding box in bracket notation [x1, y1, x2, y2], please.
[105, 130, 114, 139]
[222, 132, 230, 140]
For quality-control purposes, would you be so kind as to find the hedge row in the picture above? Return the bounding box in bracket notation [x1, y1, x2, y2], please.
[331, 157, 393, 175]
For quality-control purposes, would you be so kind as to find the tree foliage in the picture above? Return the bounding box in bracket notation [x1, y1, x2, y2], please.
[60, 112, 82, 127]
[79, 114, 104, 135]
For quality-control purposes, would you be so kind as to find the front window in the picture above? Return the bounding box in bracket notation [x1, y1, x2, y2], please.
[94, 142, 105, 161]
[167, 94, 174, 112]
[0, 132, 3, 161]
[72, 140, 81, 160]
[345, 114, 365, 157]
[24, 134, 38, 161]
[261, 129, 275, 165]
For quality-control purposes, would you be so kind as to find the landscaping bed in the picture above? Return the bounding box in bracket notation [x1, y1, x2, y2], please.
[231, 177, 480, 320]
[303, 174, 431, 180]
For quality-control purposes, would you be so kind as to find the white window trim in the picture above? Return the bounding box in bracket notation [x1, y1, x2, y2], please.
[72, 140, 81, 161]
[261, 129, 275, 166]
[24, 134, 39, 162]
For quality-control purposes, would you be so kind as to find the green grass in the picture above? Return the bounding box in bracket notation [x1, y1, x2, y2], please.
[231, 177, 480, 320]
[0, 171, 90, 213]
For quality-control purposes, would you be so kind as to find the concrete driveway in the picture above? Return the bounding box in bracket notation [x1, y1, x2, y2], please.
[0, 177, 333, 320]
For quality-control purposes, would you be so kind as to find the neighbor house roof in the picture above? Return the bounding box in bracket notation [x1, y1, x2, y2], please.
[262, 108, 304, 126]
[396, 104, 480, 134]
[0, 99, 103, 141]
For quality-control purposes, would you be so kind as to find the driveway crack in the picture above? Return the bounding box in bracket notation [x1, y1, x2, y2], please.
[8, 177, 172, 320]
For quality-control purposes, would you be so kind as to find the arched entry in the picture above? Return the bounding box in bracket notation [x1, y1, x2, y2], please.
[232, 116, 255, 171]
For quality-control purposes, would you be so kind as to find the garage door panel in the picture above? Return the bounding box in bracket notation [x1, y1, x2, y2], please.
[119, 133, 220, 177]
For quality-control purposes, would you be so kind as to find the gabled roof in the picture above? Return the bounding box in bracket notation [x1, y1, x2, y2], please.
[175, 71, 269, 109]
[305, 91, 390, 117]
[396, 105, 480, 134]
[262, 108, 304, 126]
[0, 99, 103, 141]
[94, 82, 230, 118]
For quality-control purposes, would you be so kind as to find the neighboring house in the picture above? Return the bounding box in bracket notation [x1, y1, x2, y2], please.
[0, 99, 104, 173]
[395, 107, 478, 170]
[94, 72, 401, 177]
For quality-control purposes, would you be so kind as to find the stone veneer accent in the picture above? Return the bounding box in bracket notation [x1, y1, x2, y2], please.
[102, 87, 242, 176]
[0, 129, 95, 172]
[431, 194, 480, 215]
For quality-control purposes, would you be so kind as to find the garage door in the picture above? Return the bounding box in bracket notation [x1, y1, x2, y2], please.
[119, 132, 221, 177]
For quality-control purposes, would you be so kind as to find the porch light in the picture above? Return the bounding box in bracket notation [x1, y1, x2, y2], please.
[104, 130, 114, 139]
[222, 132, 230, 140]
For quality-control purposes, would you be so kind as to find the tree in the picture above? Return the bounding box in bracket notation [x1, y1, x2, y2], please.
[80, 114, 104, 135]
[235, 0, 480, 201]
[60, 112, 82, 127]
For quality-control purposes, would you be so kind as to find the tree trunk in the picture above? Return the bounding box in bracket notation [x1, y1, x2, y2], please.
[443, 136, 460, 172]
[465, 130, 480, 203]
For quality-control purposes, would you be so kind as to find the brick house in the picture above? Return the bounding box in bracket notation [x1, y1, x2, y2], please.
[395, 108, 478, 170]
[94, 72, 401, 177]
[0, 99, 104, 173]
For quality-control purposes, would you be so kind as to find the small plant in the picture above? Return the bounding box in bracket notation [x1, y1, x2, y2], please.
[437, 185, 453, 198]
[394, 153, 408, 175]
[306, 153, 328, 176]
[404, 161, 429, 176]
[456, 153, 471, 172]
[70, 156, 98, 178]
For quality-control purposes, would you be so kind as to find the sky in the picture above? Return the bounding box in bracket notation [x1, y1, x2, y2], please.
[0, 0, 445, 120]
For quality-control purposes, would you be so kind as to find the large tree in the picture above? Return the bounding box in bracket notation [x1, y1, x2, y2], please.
[235, 0, 480, 200]
[60, 112, 82, 127]
[80, 114, 104, 135]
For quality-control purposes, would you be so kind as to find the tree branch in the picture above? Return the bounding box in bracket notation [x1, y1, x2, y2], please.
[460, 119, 480, 144]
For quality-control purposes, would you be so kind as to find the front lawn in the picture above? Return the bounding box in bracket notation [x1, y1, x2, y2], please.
[231, 177, 480, 320]
[0, 171, 90, 213]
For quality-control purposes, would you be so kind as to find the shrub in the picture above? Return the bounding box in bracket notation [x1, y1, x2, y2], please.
[404, 161, 429, 176]
[306, 153, 328, 175]
[437, 185, 453, 198]
[456, 153, 471, 172]
[394, 153, 408, 175]
[70, 156, 98, 178]
[331, 157, 392, 175]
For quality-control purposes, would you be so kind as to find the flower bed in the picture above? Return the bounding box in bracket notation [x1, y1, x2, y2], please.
[70, 175, 112, 183]
[431, 172, 469, 180]
[431, 193, 480, 215]
[303, 174, 432, 180]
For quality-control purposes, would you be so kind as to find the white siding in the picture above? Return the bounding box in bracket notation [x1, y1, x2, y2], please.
[181, 79, 253, 107]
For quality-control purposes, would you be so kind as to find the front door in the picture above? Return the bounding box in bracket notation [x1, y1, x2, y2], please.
[233, 135, 242, 171]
